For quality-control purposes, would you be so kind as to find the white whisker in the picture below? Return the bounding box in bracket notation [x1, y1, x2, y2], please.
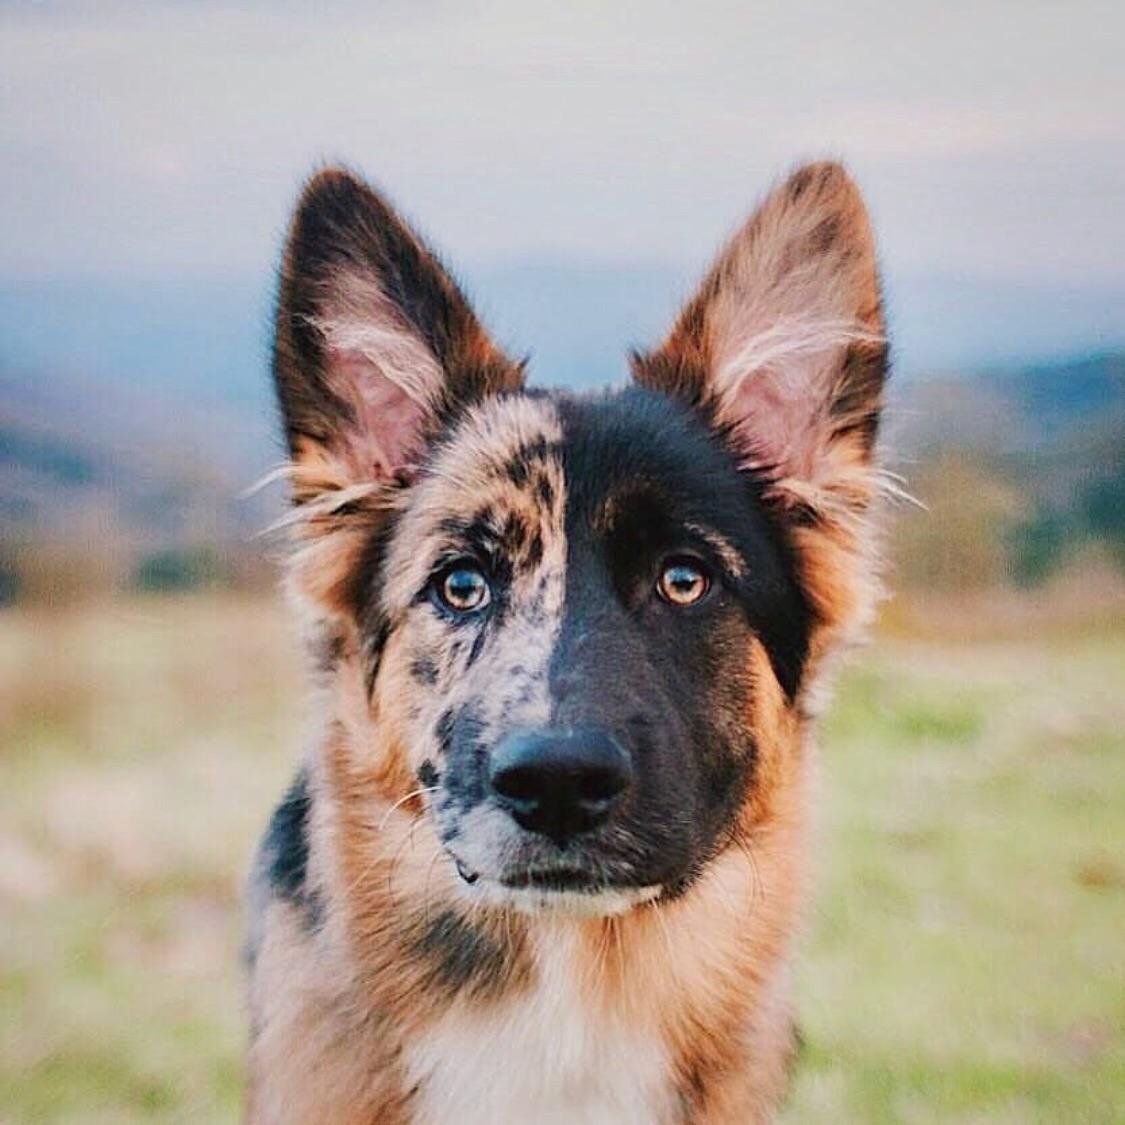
[377, 786, 440, 834]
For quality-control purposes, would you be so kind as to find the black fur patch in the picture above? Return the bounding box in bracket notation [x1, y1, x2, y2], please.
[413, 909, 513, 998]
[435, 709, 455, 756]
[410, 657, 439, 685]
[535, 473, 555, 510]
[430, 511, 517, 591]
[351, 510, 401, 691]
[499, 437, 562, 488]
[262, 768, 322, 929]
[558, 388, 811, 697]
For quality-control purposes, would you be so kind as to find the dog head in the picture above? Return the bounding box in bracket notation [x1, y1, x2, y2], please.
[273, 163, 886, 916]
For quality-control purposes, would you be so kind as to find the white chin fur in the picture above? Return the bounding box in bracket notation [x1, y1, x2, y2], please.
[457, 877, 663, 917]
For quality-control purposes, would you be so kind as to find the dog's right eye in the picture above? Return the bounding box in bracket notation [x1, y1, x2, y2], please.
[433, 565, 491, 614]
[656, 557, 711, 607]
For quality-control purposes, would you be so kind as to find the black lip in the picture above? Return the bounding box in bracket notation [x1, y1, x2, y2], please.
[500, 868, 608, 893]
[449, 851, 638, 895]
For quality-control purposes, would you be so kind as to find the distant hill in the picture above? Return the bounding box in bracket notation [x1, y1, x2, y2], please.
[993, 352, 1125, 446]
[0, 363, 282, 598]
[889, 353, 1125, 588]
[890, 352, 1125, 457]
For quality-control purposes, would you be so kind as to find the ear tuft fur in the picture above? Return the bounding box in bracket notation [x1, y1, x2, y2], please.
[273, 167, 522, 497]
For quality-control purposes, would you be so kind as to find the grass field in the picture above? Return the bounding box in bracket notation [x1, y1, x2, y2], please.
[2, 595, 1122, 1122]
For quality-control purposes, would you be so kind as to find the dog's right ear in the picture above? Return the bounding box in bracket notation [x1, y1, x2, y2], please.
[273, 168, 522, 614]
[274, 168, 522, 505]
[633, 162, 888, 650]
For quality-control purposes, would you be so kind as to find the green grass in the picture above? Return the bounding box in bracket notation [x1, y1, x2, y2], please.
[787, 635, 1125, 1123]
[1, 597, 1122, 1122]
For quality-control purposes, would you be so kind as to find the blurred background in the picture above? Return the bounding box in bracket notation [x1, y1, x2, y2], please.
[2, 2, 1122, 1121]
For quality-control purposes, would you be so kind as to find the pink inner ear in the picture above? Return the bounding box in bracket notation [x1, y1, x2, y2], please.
[723, 352, 832, 480]
[713, 309, 881, 482]
[327, 349, 432, 481]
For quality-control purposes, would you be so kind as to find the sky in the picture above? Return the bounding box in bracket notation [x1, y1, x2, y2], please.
[2, 0, 1124, 384]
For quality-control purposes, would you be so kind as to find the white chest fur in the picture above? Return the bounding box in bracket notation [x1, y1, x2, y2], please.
[405, 932, 675, 1125]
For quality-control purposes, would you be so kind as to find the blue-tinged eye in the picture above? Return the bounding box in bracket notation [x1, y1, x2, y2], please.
[656, 558, 710, 607]
[435, 565, 490, 613]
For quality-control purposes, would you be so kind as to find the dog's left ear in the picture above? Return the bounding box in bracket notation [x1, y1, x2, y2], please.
[273, 168, 523, 614]
[274, 167, 523, 504]
[633, 162, 888, 639]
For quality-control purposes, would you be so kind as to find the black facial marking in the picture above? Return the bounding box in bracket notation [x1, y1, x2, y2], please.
[499, 511, 529, 555]
[470, 504, 497, 533]
[407, 387, 813, 900]
[410, 657, 439, 686]
[435, 710, 455, 757]
[430, 512, 516, 592]
[534, 473, 555, 511]
[558, 388, 811, 699]
[261, 768, 322, 930]
[466, 625, 489, 668]
[503, 451, 530, 487]
[499, 437, 562, 489]
[362, 619, 391, 697]
[525, 531, 544, 570]
[441, 709, 489, 813]
[418, 759, 439, 788]
[413, 910, 514, 998]
[351, 509, 402, 691]
[442, 387, 811, 893]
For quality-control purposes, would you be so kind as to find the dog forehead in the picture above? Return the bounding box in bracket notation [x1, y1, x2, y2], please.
[383, 394, 566, 608]
[556, 389, 748, 530]
[432, 393, 564, 486]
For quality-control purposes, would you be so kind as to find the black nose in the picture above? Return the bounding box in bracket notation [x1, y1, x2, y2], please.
[489, 728, 632, 843]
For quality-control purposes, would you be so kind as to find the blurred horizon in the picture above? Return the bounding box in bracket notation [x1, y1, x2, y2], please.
[2, 1, 1124, 607]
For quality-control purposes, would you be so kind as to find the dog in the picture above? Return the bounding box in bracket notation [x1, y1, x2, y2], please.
[245, 160, 887, 1123]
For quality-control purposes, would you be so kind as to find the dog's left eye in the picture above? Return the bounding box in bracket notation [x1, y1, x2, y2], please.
[434, 564, 491, 614]
[657, 559, 711, 606]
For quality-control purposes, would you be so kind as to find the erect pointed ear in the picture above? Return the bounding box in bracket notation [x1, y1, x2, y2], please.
[273, 167, 522, 505]
[633, 162, 889, 641]
[272, 168, 522, 615]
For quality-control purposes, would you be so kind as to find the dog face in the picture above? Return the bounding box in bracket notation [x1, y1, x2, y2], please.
[273, 164, 885, 916]
[370, 387, 813, 912]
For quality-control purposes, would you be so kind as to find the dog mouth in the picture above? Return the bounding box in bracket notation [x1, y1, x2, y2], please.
[454, 857, 602, 893]
[450, 852, 662, 907]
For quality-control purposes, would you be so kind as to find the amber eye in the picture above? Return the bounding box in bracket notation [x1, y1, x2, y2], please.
[436, 565, 490, 613]
[657, 559, 710, 606]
